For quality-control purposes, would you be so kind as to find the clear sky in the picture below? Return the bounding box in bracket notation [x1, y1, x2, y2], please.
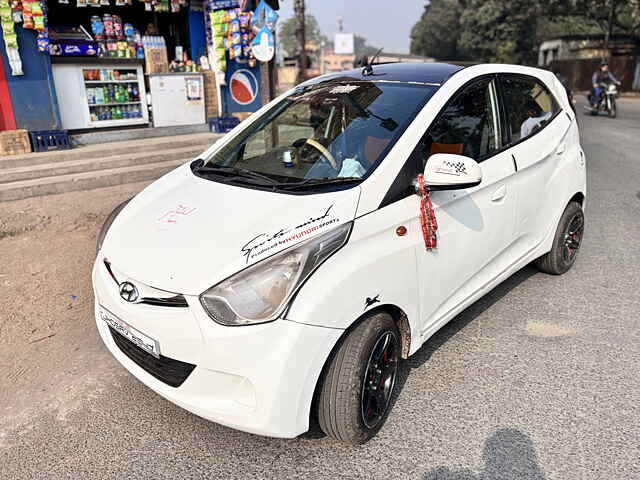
[276, 0, 427, 54]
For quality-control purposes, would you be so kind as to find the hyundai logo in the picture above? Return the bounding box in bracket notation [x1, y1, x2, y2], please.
[119, 282, 139, 303]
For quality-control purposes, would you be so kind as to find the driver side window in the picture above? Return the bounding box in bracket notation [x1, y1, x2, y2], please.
[422, 78, 500, 168]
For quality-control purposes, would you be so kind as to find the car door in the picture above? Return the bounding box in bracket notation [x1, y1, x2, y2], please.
[413, 76, 519, 339]
[497, 74, 571, 251]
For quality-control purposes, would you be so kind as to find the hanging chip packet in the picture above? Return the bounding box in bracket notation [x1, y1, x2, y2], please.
[0, 0, 18, 48]
[0, 0, 23, 75]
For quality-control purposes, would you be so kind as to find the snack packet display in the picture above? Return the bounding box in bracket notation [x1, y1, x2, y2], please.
[21, 1, 33, 28]
[1, 3, 19, 48]
[37, 31, 49, 51]
[208, 3, 257, 70]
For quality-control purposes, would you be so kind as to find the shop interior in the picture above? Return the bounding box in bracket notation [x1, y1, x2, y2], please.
[47, 1, 211, 131]
[47, 3, 192, 63]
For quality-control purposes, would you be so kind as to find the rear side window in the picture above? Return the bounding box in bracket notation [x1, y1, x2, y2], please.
[500, 76, 561, 144]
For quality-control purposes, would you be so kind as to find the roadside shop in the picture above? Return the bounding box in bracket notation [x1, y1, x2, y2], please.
[0, 0, 279, 153]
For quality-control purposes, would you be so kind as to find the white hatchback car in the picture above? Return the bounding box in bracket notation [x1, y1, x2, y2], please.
[94, 63, 586, 445]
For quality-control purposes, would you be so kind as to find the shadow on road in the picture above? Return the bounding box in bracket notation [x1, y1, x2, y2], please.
[392, 265, 538, 397]
[423, 428, 545, 479]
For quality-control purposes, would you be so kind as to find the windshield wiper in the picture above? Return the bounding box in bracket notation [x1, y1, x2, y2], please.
[278, 177, 363, 191]
[193, 163, 281, 186]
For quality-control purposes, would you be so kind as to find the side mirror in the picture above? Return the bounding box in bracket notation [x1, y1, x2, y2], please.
[422, 153, 482, 191]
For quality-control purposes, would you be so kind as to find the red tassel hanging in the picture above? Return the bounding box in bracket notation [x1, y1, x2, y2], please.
[417, 174, 438, 250]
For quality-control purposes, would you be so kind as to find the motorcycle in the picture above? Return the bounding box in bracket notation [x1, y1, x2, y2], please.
[587, 82, 618, 118]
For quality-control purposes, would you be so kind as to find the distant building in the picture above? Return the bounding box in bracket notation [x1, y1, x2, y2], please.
[322, 50, 433, 74]
[322, 51, 357, 74]
[538, 34, 638, 66]
[376, 52, 435, 64]
[276, 51, 435, 94]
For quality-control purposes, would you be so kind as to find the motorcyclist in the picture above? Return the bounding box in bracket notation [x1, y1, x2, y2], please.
[590, 60, 621, 108]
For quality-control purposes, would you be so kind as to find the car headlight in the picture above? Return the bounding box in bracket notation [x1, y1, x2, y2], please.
[96, 198, 131, 254]
[200, 222, 352, 326]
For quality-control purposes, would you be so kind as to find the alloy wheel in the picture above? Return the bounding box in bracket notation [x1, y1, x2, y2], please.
[361, 331, 398, 429]
[562, 211, 584, 264]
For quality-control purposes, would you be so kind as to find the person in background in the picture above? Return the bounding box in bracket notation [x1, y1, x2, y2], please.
[590, 60, 621, 108]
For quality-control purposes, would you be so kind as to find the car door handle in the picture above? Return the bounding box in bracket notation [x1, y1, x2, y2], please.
[491, 185, 506, 202]
[556, 143, 566, 155]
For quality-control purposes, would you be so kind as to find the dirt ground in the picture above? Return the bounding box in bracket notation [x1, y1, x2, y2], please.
[0, 181, 150, 437]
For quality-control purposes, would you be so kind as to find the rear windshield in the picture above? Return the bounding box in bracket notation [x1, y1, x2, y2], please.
[202, 80, 438, 188]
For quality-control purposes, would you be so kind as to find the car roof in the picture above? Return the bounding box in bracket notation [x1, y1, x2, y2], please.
[304, 62, 466, 87]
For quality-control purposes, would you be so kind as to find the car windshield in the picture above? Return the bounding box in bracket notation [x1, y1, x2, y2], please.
[197, 80, 438, 192]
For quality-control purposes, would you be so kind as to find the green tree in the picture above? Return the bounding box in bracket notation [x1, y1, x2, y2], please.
[410, 0, 470, 61]
[278, 14, 326, 58]
[410, 0, 640, 65]
[354, 35, 378, 57]
[459, 0, 539, 64]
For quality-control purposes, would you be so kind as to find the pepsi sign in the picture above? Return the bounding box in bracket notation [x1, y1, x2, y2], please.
[223, 59, 262, 113]
[230, 69, 258, 106]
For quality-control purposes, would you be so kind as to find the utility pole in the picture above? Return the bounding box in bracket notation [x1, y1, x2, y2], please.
[294, 0, 308, 84]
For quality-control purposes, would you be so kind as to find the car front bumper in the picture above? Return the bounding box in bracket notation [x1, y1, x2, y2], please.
[92, 259, 342, 438]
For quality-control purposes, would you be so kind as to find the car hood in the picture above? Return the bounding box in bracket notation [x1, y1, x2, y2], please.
[101, 164, 361, 295]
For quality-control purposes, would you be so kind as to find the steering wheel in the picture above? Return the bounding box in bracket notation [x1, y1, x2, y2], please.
[293, 138, 338, 170]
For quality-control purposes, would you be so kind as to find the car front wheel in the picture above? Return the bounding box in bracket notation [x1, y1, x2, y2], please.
[317, 312, 400, 445]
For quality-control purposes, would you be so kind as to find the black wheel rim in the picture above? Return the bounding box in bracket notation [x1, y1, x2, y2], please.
[361, 331, 398, 429]
[562, 211, 584, 264]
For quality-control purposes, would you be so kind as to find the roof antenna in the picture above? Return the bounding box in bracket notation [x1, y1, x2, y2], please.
[362, 48, 383, 76]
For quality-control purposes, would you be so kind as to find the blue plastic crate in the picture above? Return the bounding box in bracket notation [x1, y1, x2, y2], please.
[208, 116, 240, 134]
[29, 130, 71, 152]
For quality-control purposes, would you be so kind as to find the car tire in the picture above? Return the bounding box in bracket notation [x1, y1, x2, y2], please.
[535, 201, 584, 275]
[317, 312, 400, 445]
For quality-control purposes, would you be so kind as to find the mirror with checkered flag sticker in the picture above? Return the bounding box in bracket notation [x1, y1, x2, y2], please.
[422, 153, 482, 191]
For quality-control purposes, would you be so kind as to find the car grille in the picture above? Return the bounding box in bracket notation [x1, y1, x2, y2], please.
[109, 327, 196, 388]
[104, 260, 189, 308]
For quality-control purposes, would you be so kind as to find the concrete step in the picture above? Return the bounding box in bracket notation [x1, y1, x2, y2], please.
[0, 132, 221, 170]
[0, 145, 205, 184]
[0, 158, 188, 202]
[71, 123, 211, 146]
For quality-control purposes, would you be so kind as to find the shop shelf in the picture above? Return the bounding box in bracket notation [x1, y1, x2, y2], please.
[88, 101, 142, 107]
[84, 80, 139, 84]
[88, 118, 148, 128]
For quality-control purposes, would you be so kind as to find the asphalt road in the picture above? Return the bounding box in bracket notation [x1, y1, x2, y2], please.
[1, 97, 639, 480]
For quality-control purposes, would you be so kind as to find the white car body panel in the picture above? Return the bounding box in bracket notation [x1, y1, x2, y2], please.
[102, 163, 360, 296]
[94, 63, 586, 438]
